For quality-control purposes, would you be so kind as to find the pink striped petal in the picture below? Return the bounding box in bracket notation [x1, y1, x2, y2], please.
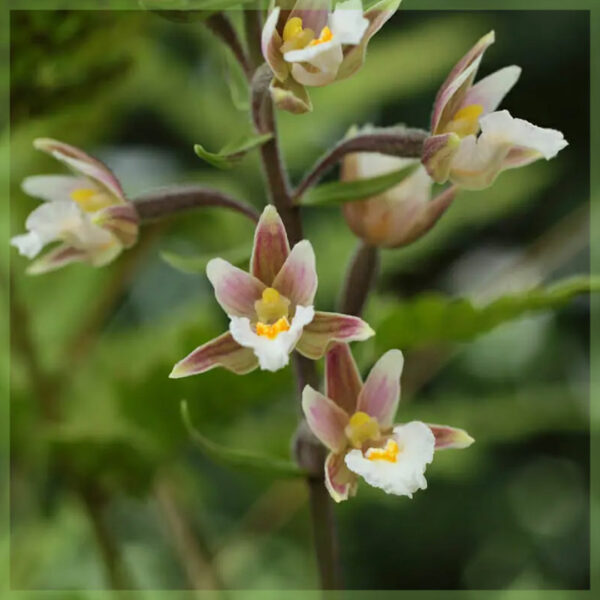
[428, 424, 474, 450]
[431, 31, 495, 134]
[206, 258, 266, 318]
[337, 0, 400, 81]
[461, 65, 521, 116]
[250, 205, 290, 286]
[325, 343, 362, 415]
[261, 8, 290, 81]
[357, 349, 403, 428]
[34, 138, 126, 202]
[26, 244, 87, 275]
[302, 385, 349, 453]
[272, 240, 317, 306]
[296, 311, 374, 360]
[92, 204, 139, 248]
[170, 332, 258, 378]
[325, 451, 358, 503]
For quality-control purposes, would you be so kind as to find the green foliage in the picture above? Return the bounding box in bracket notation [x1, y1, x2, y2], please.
[161, 243, 250, 274]
[300, 163, 418, 206]
[194, 133, 273, 169]
[376, 277, 598, 351]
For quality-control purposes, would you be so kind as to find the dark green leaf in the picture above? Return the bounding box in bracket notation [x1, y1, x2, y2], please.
[376, 277, 600, 350]
[181, 401, 304, 477]
[194, 133, 273, 169]
[300, 163, 418, 206]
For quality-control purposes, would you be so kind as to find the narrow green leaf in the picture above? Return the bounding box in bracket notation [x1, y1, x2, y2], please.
[161, 244, 250, 275]
[300, 163, 418, 206]
[376, 277, 600, 351]
[181, 401, 305, 477]
[194, 133, 273, 170]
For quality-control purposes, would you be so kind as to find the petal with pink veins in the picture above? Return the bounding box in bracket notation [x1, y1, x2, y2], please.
[34, 138, 126, 202]
[261, 7, 290, 81]
[26, 244, 88, 275]
[461, 65, 521, 115]
[169, 332, 258, 378]
[250, 205, 290, 286]
[325, 451, 358, 503]
[272, 240, 317, 307]
[357, 349, 403, 427]
[325, 343, 362, 415]
[93, 204, 139, 248]
[206, 258, 266, 318]
[296, 311, 374, 359]
[302, 385, 349, 453]
[428, 424, 474, 450]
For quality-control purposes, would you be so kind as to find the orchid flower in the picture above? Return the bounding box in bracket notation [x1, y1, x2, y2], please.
[262, 0, 401, 113]
[341, 152, 456, 248]
[302, 343, 473, 501]
[170, 205, 374, 376]
[422, 31, 568, 190]
[11, 138, 138, 275]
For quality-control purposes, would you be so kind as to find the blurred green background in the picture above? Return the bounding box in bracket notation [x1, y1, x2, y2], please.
[5, 6, 591, 592]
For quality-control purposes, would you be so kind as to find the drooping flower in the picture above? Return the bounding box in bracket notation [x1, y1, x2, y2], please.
[422, 31, 568, 190]
[262, 0, 401, 114]
[302, 343, 473, 501]
[341, 152, 456, 248]
[11, 138, 138, 275]
[170, 205, 374, 377]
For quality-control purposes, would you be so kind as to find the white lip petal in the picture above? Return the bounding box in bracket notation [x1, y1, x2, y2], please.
[329, 0, 369, 45]
[10, 231, 45, 258]
[229, 305, 315, 372]
[344, 421, 435, 497]
[21, 175, 91, 203]
[284, 38, 343, 74]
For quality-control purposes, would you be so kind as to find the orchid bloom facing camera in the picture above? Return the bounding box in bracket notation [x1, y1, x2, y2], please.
[422, 31, 568, 190]
[341, 152, 456, 248]
[302, 343, 473, 501]
[11, 138, 138, 275]
[170, 205, 374, 376]
[262, 0, 401, 113]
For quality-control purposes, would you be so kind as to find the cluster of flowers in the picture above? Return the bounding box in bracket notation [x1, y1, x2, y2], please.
[11, 1, 567, 502]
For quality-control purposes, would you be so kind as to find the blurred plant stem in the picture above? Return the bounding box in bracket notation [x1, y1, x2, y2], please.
[205, 13, 252, 80]
[243, 9, 264, 73]
[154, 472, 227, 592]
[339, 242, 380, 317]
[10, 276, 134, 589]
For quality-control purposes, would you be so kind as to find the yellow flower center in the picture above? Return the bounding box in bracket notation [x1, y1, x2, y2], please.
[255, 287, 291, 324]
[345, 411, 381, 448]
[70, 187, 114, 212]
[281, 17, 333, 52]
[256, 317, 291, 339]
[309, 25, 333, 47]
[443, 104, 484, 138]
[366, 439, 400, 463]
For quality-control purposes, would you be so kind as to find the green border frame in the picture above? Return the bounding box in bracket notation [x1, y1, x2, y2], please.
[1, 0, 597, 598]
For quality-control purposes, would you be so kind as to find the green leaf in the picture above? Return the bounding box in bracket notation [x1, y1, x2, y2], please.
[181, 401, 304, 477]
[376, 277, 600, 351]
[300, 163, 418, 206]
[194, 133, 273, 170]
[160, 243, 250, 274]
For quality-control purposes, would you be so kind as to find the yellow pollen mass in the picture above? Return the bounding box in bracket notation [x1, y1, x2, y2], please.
[256, 317, 291, 340]
[444, 103, 484, 138]
[309, 26, 333, 46]
[345, 411, 381, 448]
[283, 17, 304, 42]
[70, 188, 114, 212]
[255, 287, 290, 324]
[366, 439, 400, 463]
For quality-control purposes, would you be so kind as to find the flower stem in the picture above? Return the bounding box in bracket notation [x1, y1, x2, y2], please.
[251, 66, 342, 588]
[243, 8, 264, 73]
[133, 185, 259, 223]
[339, 242, 380, 317]
[205, 13, 252, 80]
